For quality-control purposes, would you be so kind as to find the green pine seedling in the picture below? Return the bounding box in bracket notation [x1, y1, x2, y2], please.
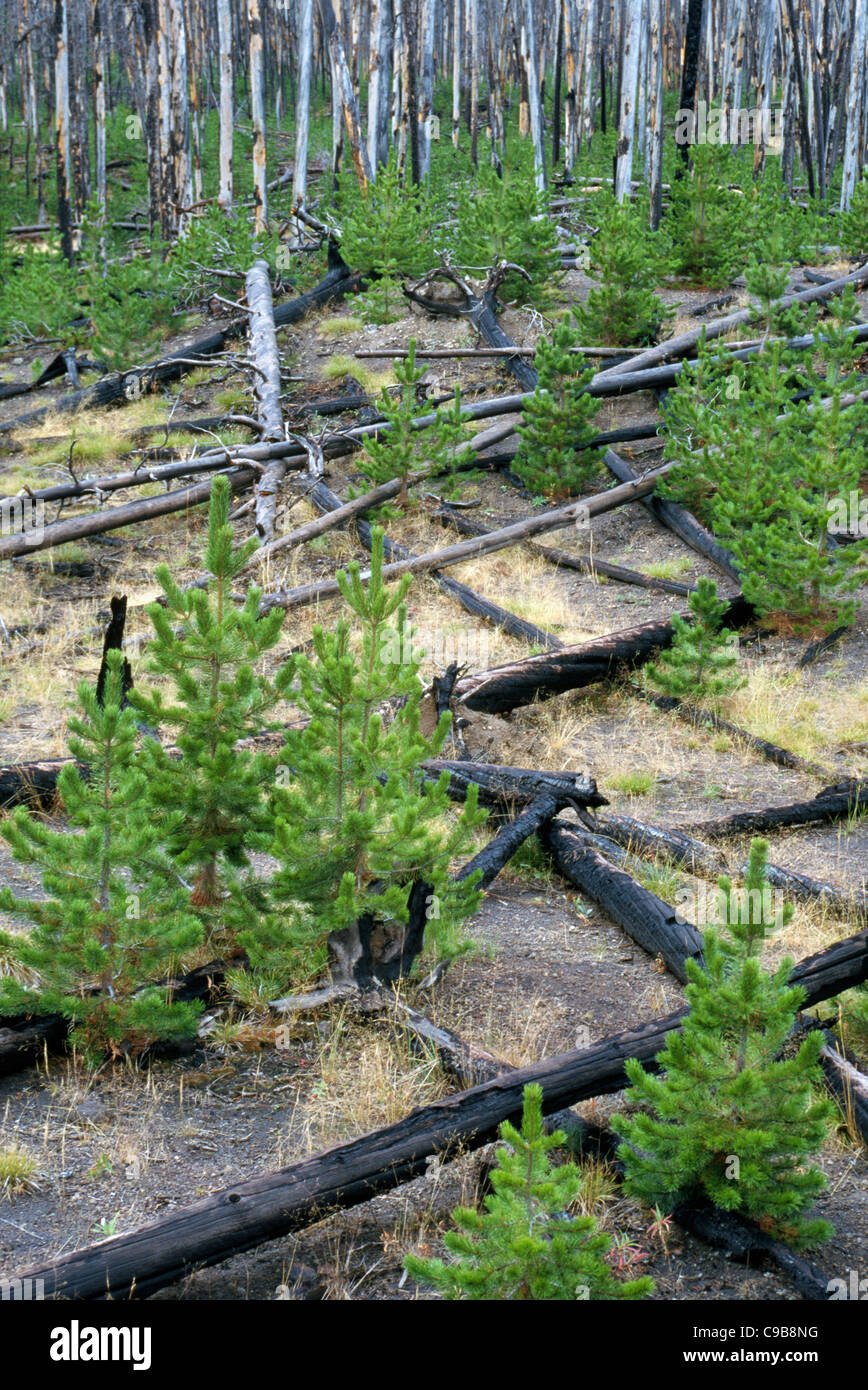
[665, 145, 745, 287]
[514, 317, 601, 498]
[253, 527, 486, 985]
[840, 173, 868, 258]
[613, 838, 834, 1248]
[572, 192, 671, 346]
[449, 154, 562, 305]
[129, 475, 293, 926]
[0, 651, 203, 1063]
[358, 339, 474, 507]
[642, 577, 744, 709]
[405, 1082, 654, 1300]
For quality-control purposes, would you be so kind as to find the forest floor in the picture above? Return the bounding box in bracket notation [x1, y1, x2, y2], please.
[0, 258, 866, 1300]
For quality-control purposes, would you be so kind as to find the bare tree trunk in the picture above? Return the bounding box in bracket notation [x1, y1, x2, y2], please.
[520, 0, 546, 191]
[320, 0, 373, 188]
[418, 0, 436, 178]
[248, 0, 269, 229]
[291, 0, 314, 241]
[614, 0, 641, 200]
[55, 0, 74, 264]
[217, 0, 233, 207]
[367, 0, 391, 172]
[841, 0, 867, 210]
[451, 0, 461, 145]
[92, 0, 106, 217]
[647, 0, 664, 225]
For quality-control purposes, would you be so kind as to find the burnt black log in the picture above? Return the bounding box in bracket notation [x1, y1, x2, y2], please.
[11, 923, 867, 1300]
[671, 1201, 830, 1300]
[455, 793, 561, 890]
[423, 759, 607, 811]
[820, 1031, 868, 1148]
[544, 819, 705, 981]
[95, 596, 133, 708]
[403, 263, 540, 392]
[0, 958, 233, 1077]
[687, 782, 868, 840]
[431, 502, 696, 597]
[451, 597, 756, 713]
[645, 693, 835, 779]
[603, 448, 741, 584]
[307, 479, 564, 649]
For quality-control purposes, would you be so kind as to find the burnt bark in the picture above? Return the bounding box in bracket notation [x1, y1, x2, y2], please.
[11, 923, 867, 1299]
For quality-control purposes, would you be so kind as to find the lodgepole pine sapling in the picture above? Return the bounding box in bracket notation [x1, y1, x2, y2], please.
[642, 577, 744, 709]
[404, 1083, 654, 1300]
[514, 317, 601, 498]
[0, 651, 203, 1063]
[612, 838, 834, 1248]
[130, 475, 293, 926]
[252, 527, 486, 986]
[572, 192, 671, 346]
[358, 339, 474, 508]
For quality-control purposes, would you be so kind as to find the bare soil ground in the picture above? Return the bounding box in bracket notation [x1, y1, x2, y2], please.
[0, 261, 866, 1300]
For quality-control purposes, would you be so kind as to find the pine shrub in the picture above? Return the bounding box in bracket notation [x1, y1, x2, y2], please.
[0, 652, 203, 1062]
[405, 1083, 654, 1300]
[252, 528, 486, 985]
[613, 839, 834, 1248]
[572, 192, 670, 346]
[642, 577, 744, 709]
[513, 316, 601, 497]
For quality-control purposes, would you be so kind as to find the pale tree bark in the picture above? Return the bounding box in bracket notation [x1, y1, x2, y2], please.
[840, 0, 868, 211]
[168, 0, 193, 225]
[217, 0, 233, 207]
[319, 0, 373, 188]
[647, 0, 664, 226]
[367, 0, 390, 172]
[92, 0, 107, 238]
[614, 0, 641, 200]
[562, 0, 579, 176]
[55, 0, 74, 263]
[418, 0, 436, 179]
[248, 0, 269, 230]
[752, 0, 776, 177]
[392, 0, 406, 171]
[291, 0, 314, 241]
[520, 0, 546, 190]
[451, 0, 461, 146]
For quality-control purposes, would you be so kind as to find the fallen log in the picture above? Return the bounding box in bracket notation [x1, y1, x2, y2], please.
[589, 811, 729, 877]
[245, 258, 288, 542]
[594, 259, 868, 380]
[11, 924, 867, 1299]
[258, 467, 674, 616]
[602, 448, 740, 585]
[686, 782, 868, 841]
[0, 466, 259, 562]
[454, 794, 563, 890]
[0, 246, 361, 436]
[820, 1031, 868, 1148]
[423, 759, 607, 812]
[302, 479, 564, 649]
[450, 596, 756, 714]
[0, 759, 78, 811]
[403, 263, 540, 392]
[0, 958, 233, 1077]
[671, 1201, 830, 1301]
[431, 501, 696, 597]
[544, 819, 704, 981]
